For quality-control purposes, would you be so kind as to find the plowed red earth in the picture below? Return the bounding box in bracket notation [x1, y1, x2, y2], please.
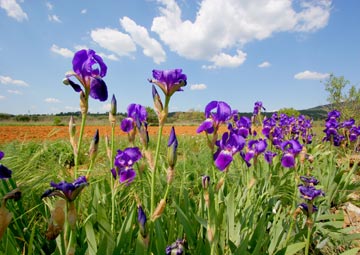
[0, 125, 204, 144]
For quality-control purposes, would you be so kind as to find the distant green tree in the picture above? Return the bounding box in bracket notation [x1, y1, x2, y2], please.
[146, 106, 158, 125]
[277, 108, 300, 117]
[53, 116, 63, 126]
[324, 73, 360, 121]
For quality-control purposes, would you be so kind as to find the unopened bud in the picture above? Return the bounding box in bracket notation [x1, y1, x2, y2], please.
[89, 129, 99, 161]
[167, 127, 178, 169]
[202, 175, 210, 190]
[152, 85, 163, 121]
[109, 94, 117, 124]
[80, 91, 88, 114]
[151, 199, 166, 221]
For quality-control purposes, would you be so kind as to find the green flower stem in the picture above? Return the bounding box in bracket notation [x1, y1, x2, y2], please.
[150, 96, 170, 217]
[110, 122, 116, 232]
[74, 111, 88, 179]
[304, 223, 312, 255]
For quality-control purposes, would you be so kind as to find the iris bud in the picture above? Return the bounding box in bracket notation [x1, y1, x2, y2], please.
[167, 127, 178, 169]
[109, 94, 117, 124]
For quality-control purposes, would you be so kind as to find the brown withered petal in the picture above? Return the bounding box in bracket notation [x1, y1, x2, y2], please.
[0, 206, 12, 240]
[151, 199, 166, 221]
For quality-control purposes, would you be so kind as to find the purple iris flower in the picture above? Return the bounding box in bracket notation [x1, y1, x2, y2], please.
[298, 185, 324, 201]
[241, 139, 267, 166]
[148, 69, 187, 97]
[280, 140, 303, 168]
[111, 147, 142, 184]
[264, 151, 277, 164]
[214, 132, 245, 171]
[253, 101, 266, 116]
[197, 101, 232, 134]
[235, 116, 252, 138]
[166, 239, 185, 255]
[121, 104, 147, 133]
[0, 151, 12, 179]
[300, 176, 319, 185]
[41, 176, 88, 202]
[298, 203, 318, 215]
[64, 49, 108, 101]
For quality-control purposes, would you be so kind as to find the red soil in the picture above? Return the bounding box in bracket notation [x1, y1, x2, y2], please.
[0, 125, 202, 144]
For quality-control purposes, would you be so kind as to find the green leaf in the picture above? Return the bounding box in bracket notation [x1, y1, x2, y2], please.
[175, 203, 195, 243]
[283, 242, 305, 255]
[85, 221, 97, 255]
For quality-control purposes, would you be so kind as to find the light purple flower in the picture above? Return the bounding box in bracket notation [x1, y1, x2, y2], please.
[120, 104, 147, 133]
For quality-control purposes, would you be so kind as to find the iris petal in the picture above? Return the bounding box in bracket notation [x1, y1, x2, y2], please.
[214, 151, 233, 171]
[89, 78, 108, 101]
[0, 165, 12, 179]
[119, 169, 136, 183]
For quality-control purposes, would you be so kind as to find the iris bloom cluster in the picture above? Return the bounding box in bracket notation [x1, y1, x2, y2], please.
[111, 147, 142, 184]
[121, 104, 148, 144]
[297, 176, 324, 217]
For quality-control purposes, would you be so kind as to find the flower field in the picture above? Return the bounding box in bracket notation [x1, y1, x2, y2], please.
[1, 49, 360, 255]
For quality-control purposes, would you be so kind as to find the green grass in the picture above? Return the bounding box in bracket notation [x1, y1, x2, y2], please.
[0, 128, 359, 254]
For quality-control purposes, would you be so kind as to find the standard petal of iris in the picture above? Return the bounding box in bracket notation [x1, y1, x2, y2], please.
[72, 49, 88, 76]
[214, 151, 233, 171]
[281, 153, 295, 168]
[197, 119, 214, 133]
[121, 118, 134, 132]
[89, 78, 108, 101]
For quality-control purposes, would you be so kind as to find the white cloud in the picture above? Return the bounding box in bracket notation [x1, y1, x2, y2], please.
[294, 70, 330, 80]
[102, 103, 111, 111]
[50, 44, 74, 58]
[203, 50, 247, 69]
[151, 0, 331, 67]
[64, 106, 79, 111]
[190, 83, 207, 90]
[0, 0, 28, 22]
[7, 89, 22, 95]
[48, 14, 61, 23]
[120, 16, 166, 64]
[258, 61, 271, 68]
[0, 95, 5, 100]
[0, 75, 29, 86]
[45, 98, 61, 103]
[46, 2, 53, 10]
[81, 9, 87, 14]
[91, 28, 136, 57]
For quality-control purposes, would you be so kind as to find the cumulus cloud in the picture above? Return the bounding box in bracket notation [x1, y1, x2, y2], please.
[294, 70, 329, 80]
[81, 9, 87, 14]
[44, 98, 61, 103]
[0, 95, 5, 100]
[151, 0, 331, 67]
[48, 14, 61, 23]
[7, 89, 22, 95]
[0, 0, 28, 22]
[46, 2, 53, 10]
[203, 50, 247, 69]
[50, 44, 74, 58]
[0, 75, 29, 86]
[258, 61, 271, 68]
[120, 16, 166, 64]
[190, 83, 207, 90]
[91, 28, 136, 57]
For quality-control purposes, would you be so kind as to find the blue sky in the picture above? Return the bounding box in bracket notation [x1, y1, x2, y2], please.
[0, 0, 359, 115]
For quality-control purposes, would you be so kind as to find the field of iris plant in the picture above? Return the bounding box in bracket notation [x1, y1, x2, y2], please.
[1, 49, 360, 255]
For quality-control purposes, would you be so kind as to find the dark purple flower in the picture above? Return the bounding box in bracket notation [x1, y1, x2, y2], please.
[167, 127, 178, 168]
[235, 116, 252, 138]
[149, 69, 187, 97]
[0, 151, 12, 179]
[166, 239, 185, 255]
[300, 176, 319, 185]
[298, 203, 318, 215]
[112, 147, 142, 184]
[120, 104, 147, 133]
[42, 176, 88, 202]
[298, 184, 324, 201]
[64, 49, 108, 101]
[253, 101, 265, 116]
[214, 132, 245, 171]
[264, 151, 277, 164]
[197, 101, 232, 134]
[138, 205, 147, 237]
[280, 140, 303, 168]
